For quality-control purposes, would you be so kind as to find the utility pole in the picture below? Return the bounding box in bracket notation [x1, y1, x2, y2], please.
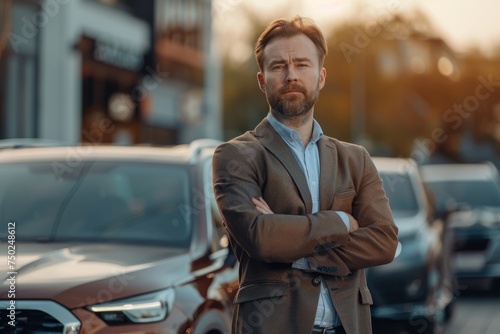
[0, 0, 12, 58]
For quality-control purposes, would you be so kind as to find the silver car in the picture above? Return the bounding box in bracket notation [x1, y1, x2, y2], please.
[369, 157, 456, 334]
[421, 162, 500, 290]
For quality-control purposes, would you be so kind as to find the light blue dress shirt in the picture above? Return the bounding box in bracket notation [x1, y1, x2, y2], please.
[267, 113, 350, 328]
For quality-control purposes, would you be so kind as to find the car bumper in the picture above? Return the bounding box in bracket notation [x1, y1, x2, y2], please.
[371, 301, 443, 322]
[453, 228, 500, 279]
[367, 237, 454, 323]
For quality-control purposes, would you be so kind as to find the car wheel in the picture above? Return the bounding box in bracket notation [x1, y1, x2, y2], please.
[192, 310, 230, 334]
[420, 312, 445, 334]
[444, 298, 456, 322]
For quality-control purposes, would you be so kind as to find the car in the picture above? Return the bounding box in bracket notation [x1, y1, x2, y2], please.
[368, 157, 456, 334]
[0, 139, 238, 334]
[420, 162, 500, 289]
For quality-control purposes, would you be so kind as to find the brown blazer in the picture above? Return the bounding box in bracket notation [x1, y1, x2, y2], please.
[213, 118, 398, 334]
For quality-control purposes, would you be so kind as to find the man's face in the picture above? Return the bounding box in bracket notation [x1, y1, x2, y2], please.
[257, 34, 326, 119]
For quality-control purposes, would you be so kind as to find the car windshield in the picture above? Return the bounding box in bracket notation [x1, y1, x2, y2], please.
[426, 179, 500, 212]
[379, 172, 419, 217]
[0, 161, 192, 247]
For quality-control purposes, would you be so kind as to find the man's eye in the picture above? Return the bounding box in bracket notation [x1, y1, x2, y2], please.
[272, 65, 284, 70]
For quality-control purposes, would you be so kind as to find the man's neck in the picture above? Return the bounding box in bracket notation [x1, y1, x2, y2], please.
[271, 110, 314, 146]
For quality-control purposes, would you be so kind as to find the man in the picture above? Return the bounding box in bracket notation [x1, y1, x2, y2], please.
[213, 16, 398, 334]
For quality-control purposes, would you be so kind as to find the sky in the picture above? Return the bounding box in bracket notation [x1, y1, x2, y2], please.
[214, 0, 500, 62]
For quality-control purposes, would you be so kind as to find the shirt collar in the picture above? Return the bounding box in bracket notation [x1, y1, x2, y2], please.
[267, 113, 323, 145]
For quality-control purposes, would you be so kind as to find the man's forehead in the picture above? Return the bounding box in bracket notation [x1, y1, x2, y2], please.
[263, 35, 318, 63]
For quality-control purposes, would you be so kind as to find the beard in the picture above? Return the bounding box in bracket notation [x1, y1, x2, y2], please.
[266, 83, 320, 121]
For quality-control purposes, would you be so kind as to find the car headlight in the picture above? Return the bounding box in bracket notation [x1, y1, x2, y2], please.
[448, 210, 475, 228]
[406, 278, 423, 297]
[88, 288, 175, 325]
[479, 209, 500, 228]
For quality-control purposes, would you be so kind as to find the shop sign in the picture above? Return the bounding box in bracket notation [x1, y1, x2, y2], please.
[93, 39, 144, 71]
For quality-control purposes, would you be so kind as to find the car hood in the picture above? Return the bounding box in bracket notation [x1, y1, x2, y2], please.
[0, 243, 192, 308]
[392, 211, 426, 238]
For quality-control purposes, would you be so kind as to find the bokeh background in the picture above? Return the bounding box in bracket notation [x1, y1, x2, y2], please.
[1, 0, 500, 164]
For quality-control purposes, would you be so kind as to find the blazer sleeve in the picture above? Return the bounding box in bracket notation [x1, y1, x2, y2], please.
[307, 147, 399, 276]
[212, 141, 351, 264]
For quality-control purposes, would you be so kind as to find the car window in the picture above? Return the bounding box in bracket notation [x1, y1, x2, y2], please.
[0, 161, 192, 247]
[379, 172, 419, 217]
[426, 179, 500, 212]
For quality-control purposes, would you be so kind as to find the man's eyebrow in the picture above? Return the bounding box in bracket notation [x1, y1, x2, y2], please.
[267, 59, 286, 68]
[293, 57, 313, 63]
[267, 57, 312, 68]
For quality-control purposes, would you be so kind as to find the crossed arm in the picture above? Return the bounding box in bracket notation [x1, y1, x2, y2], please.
[252, 197, 360, 232]
[250, 196, 396, 276]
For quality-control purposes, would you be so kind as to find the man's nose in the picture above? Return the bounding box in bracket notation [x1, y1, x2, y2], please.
[285, 66, 299, 81]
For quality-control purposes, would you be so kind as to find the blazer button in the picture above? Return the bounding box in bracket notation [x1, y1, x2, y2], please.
[312, 277, 321, 286]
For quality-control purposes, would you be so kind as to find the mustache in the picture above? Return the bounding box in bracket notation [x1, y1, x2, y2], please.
[279, 85, 307, 95]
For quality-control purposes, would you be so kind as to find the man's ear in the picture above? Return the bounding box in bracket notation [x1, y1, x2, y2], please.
[319, 67, 327, 90]
[257, 72, 266, 93]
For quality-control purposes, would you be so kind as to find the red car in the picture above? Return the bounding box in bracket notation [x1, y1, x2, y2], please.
[0, 139, 238, 334]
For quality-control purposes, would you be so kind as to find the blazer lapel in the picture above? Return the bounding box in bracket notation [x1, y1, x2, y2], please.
[254, 119, 313, 213]
[318, 137, 337, 211]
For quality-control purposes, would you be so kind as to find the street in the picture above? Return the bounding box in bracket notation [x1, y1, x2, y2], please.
[445, 285, 500, 334]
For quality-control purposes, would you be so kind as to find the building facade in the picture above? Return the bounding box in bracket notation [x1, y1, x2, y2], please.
[0, 0, 221, 145]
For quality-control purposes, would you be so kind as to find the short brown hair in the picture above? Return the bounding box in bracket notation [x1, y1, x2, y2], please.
[255, 16, 328, 72]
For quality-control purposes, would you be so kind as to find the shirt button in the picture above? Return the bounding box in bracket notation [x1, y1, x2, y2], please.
[312, 277, 321, 286]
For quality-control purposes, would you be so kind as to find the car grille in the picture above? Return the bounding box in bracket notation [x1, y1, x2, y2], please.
[0, 309, 63, 333]
[368, 267, 428, 305]
[454, 237, 490, 252]
[0, 300, 80, 334]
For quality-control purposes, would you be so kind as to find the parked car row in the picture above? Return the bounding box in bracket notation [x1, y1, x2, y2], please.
[369, 158, 500, 333]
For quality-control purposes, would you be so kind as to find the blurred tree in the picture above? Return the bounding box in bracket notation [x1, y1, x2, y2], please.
[220, 5, 500, 163]
[321, 9, 474, 157]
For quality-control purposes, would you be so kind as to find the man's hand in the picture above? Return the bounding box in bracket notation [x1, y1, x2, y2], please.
[346, 213, 359, 232]
[252, 197, 274, 214]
